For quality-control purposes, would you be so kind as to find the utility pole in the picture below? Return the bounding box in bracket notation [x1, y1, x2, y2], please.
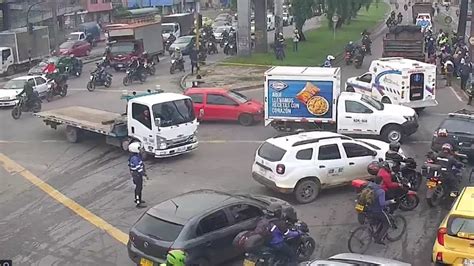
[274, 0, 283, 42]
[471, 0, 474, 64]
[458, 0, 468, 40]
[51, 0, 59, 54]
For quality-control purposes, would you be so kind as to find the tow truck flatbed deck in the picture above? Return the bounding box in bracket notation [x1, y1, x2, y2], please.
[35, 106, 125, 136]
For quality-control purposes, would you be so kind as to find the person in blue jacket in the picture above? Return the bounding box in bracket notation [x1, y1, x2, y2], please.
[323, 55, 335, 67]
[128, 142, 148, 208]
[366, 176, 396, 244]
[266, 203, 299, 265]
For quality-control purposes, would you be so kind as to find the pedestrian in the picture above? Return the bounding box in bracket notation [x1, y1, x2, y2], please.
[459, 58, 472, 91]
[128, 142, 148, 208]
[189, 47, 199, 75]
[292, 30, 300, 52]
[445, 60, 455, 87]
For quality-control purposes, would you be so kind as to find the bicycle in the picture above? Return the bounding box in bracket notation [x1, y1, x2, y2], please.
[347, 211, 407, 254]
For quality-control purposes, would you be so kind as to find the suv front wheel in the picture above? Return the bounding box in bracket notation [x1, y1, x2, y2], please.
[294, 178, 321, 204]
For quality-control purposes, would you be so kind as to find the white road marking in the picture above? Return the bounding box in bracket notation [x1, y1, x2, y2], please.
[449, 86, 464, 102]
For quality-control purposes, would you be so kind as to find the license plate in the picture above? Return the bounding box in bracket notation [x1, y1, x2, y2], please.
[355, 203, 365, 212]
[139, 258, 154, 266]
[464, 259, 474, 266]
[243, 259, 256, 266]
[176, 146, 187, 152]
[258, 165, 266, 175]
[427, 181, 437, 187]
[413, 93, 421, 97]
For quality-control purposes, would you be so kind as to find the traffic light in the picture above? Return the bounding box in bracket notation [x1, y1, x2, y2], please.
[27, 23, 34, 34]
[197, 14, 203, 28]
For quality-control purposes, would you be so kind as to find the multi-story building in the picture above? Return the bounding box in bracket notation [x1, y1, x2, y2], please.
[81, 0, 113, 23]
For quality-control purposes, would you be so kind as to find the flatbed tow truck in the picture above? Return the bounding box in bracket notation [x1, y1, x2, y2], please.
[34, 90, 199, 158]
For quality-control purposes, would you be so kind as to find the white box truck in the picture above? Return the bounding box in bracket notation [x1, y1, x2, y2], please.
[345, 57, 437, 110]
[265, 66, 419, 143]
[34, 90, 198, 159]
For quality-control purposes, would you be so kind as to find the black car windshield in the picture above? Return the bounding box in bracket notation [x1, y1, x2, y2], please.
[4, 80, 26, 90]
[175, 36, 193, 44]
[152, 99, 195, 127]
[361, 94, 384, 110]
[162, 24, 174, 33]
[228, 90, 249, 103]
[60, 42, 75, 49]
[110, 43, 135, 54]
[441, 119, 474, 135]
[258, 142, 286, 162]
[135, 214, 183, 242]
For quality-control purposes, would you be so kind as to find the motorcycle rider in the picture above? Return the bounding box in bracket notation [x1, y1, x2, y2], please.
[345, 41, 355, 57]
[378, 160, 405, 205]
[265, 203, 299, 265]
[172, 47, 185, 71]
[323, 55, 335, 67]
[17, 79, 39, 110]
[361, 30, 372, 54]
[385, 141, 405, 173]
[160, 250, 186, 266]
[397, 12, 403, 23]
[436, 143, 463, 195]
[129, 55, 144, 79]
[365, 175, 396, 244]
[167, 33, 176, 45]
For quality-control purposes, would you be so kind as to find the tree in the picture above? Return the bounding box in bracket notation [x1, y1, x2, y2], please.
[326, 0, 373, 28]
[291, 0, 315, 41]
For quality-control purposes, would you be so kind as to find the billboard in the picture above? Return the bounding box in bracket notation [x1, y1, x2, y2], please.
[267, 79, 334, 120]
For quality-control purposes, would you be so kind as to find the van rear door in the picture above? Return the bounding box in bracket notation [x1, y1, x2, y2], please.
[409, 73, 424, 101]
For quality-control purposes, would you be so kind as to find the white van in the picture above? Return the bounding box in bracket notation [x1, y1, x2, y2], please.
[345, 57, 437, 110]
[267, 14, 275, 31]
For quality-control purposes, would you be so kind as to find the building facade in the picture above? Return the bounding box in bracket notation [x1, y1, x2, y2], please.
[82, 0, 113, 23]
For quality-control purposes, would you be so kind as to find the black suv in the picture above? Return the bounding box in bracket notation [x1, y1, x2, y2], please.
[432, 109, 474, 157]
[127, 189, 292, 266]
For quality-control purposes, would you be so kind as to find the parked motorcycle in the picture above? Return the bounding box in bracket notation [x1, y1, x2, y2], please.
[207, 41, 218, 54]
[243, 221, 316, 265]
[87, 68, 112, 92]
[123, 68, 146, 86]
[11, 93, 42, 120]
[46, 77, 68, 102]
[170, 58, 185, 74]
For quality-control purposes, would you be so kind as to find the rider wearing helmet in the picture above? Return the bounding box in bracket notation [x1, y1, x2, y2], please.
[160, 250, 186, 266]
[172, 47, 183, 62]
[266, 203, 299, 266]
[128, 142, 147, 208]
[377, 160, 404, 203]
[385, 141, 405, 173]
[345, 41, 355, 55]
[436, 143, 463, 193]
[323, 55, 335, 67]
[17, 79, 39, 109]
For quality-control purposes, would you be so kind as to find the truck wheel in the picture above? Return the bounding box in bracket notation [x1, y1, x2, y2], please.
[381, 97, 392, 104]
[294, 179, 321, 204]
[65, 126, 81, 143]
[346, 86, 355, 92]
[238, 113, 254, 126]
[381, 125, 403, 143]
[6, 65, 15, 76]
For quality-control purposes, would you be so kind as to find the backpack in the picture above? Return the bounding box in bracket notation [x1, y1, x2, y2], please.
[232, 230, 265, 252]
[355, 186, 375, 213]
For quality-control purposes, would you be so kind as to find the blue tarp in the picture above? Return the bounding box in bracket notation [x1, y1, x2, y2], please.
[127, 0, 173, 8]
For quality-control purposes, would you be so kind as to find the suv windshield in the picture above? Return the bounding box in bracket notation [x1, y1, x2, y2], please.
[361, 95, 384, 110]
[258, 142, 286, 162]
[152, 99, 195, 127]
[135, 214, 183, 241]
[441, 119, 474, 135]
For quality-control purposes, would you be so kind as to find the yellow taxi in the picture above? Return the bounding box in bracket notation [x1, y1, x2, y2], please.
[432, 186, 474, 265]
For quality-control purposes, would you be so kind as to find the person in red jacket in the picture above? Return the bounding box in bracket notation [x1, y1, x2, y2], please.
[43, 59, 57, 74]
[377, 161, 404, 201]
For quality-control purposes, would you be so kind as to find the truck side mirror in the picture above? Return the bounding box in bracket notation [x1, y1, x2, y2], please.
[154, 118, 161, 127]
[372, 150, 377, 157]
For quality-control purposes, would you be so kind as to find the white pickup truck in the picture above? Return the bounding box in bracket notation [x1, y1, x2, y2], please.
[34, 91, 199, 159]
[265, 66, 419, 143]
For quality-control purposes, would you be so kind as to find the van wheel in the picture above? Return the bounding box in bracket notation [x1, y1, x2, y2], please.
[294, 179, 321, 204]
[381, 125, 403, 143]
[346, 86, 355, 92]
[381, 97, 392, 104]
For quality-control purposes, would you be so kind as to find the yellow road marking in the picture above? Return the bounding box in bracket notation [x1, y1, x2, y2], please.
[0, 153, 128, 245]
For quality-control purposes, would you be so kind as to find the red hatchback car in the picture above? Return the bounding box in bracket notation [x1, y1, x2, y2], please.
[58, 40, 91, 57]
[184, 88, 264, 126]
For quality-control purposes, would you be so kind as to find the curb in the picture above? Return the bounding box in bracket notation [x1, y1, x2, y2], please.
[179, 73, 191, 91]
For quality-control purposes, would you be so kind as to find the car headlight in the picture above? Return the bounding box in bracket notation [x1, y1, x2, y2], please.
[159, 142, 167, 150]
[191, 134, 198, 142]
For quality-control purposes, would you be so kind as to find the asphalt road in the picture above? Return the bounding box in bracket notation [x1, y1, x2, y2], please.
[1, 5, 474, 266]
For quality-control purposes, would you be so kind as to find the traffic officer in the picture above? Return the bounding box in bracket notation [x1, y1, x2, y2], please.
[128, 142, 148, 208]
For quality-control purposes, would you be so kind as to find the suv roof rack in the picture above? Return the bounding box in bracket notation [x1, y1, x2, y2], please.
[292, 136, 352, 147]
[448, 109, 474, 119]
[273, 129, 306, 138]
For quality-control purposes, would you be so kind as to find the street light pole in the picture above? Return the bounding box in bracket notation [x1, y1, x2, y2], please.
[51, 0, 59, 54]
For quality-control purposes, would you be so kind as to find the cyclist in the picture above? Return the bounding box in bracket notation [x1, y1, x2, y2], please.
[366, 176, 396, 244]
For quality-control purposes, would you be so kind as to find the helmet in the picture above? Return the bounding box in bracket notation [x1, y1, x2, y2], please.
[142, 51, 148, 55]
[389, 141, 401, 152]
[279, 32, 283, 36]
[294, 29, 298, 33]
[367, 161, 380, 176]
[441, 143, 453, 153]
[349, 41, 353, 45]
[175, 47, 181, 51]
[128, 142, 141, 153]
[327, 55, 335, 60]
[265, 203, 282, 218]
[166, 250, 186, 265]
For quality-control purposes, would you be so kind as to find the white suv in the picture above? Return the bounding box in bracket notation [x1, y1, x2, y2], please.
[252, 131, 396, 204]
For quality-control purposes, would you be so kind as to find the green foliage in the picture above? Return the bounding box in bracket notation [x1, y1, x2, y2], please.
[291, 0, 315, 41]
[326, 0, 374, 28]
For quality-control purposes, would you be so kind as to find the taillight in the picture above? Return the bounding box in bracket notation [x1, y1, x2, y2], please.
[276, 164, 285, 175]
[436, 252, 443, 262]
[437, 227, 447, 246]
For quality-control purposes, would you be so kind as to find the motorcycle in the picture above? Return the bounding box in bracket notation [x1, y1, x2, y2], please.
[11, 93, 42, 120]
[224, 41, 237, 55]
[399, 157, 422, 191]
[207, 41, 218, 54]
[45, 77, 68, 101]
[165, 39, 174, 53]
[243, 221, 316, 265]
[144, 61, 156, 76]
[123, 68, 146, 86]
[170, 58, 185, 74]
[87, 69, 112, 92]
